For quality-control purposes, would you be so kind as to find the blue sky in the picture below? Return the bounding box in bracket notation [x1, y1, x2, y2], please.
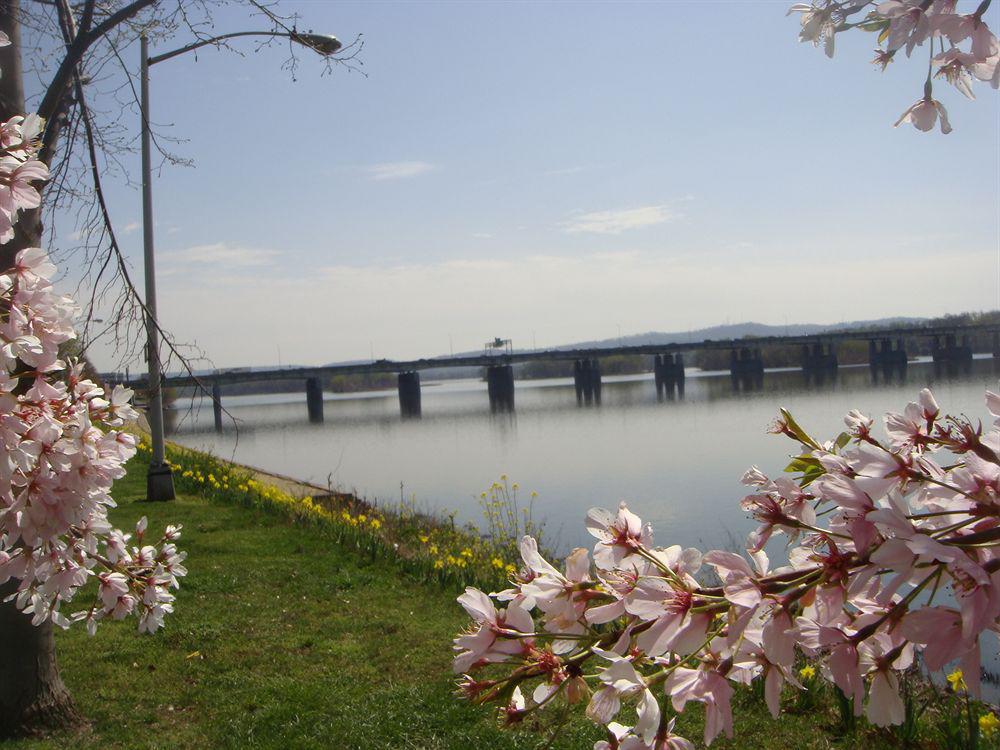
[60, 1, 999, 370]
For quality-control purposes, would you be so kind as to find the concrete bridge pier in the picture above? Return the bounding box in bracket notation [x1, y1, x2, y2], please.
[671, 354, 685, 399]
[802, 343, 838, 371]
[653, 355, 665, 399]
[487, 365, 515, 412]
[654, 354, 684, 400]
[869, 338, 907, 370]
[993, 331, 1000, 358]
[397, 371, 421, 417]
[573, 359, 601, 405]
[590, 359, 602, 404]
[305, 377, 324, 423]
[932, 333, 973, 364]
[730, 347, 764, 377]
[212, 382, 223, 433]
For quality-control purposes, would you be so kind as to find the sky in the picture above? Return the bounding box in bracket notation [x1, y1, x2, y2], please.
[46, 1, 1000, 371]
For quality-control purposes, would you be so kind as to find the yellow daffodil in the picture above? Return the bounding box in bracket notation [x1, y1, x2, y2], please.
[947, 668, 966, 693]
[980, 712, 999, 738]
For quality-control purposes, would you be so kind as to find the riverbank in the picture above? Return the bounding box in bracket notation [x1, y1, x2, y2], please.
[8, 448, 996, 749]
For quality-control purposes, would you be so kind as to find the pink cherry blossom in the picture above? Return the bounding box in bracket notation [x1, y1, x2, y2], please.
[878, 0, 933, 56]
[894, 96, 953, 133]
[788, 3, 837, 57]
[0, 95, 185, 639]
[586, 501, 652, 569]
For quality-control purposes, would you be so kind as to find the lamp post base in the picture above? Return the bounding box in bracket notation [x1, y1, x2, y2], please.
[147, 462, 176, 501]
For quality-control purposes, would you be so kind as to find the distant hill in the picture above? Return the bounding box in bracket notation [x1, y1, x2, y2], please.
[547, 317, 928, 351]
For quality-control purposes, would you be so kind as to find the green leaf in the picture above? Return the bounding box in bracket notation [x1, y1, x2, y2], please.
[785, 455, 822, 474]
[877, 26, 890, 44]
[835, 431, 851, 450]
[800, 466, 825, 487]
[858, 18, 890, 33]
[780, 408, 821, 450]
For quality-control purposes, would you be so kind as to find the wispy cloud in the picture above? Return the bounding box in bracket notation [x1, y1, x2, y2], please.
[543, 165, 588, 177]
[121, 221, 140, 234]
[365, 161, 436, 181]
[561, 205, 677, 235]
[160, 242, 279, 269]
[471, 232, 494, 239]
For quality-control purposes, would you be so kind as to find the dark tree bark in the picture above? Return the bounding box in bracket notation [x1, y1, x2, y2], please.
[0, 1, 80, 737]
[0, 581, 80, 737]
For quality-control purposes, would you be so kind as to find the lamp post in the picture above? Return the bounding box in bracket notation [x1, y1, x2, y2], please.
[139, 30, 342, 501]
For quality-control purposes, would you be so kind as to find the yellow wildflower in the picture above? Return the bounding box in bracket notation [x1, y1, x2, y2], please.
[799, 665, 816, 680]
[505, 564, 516, 575]
[947, 668, 967, 693]
[531, 491, 538, 498]
[461, 548, 473, 558]
[370, 518, 381, 530]
[419, 535, 430, 544]
[980, 712, 1000, 738]
[491, 557, 505, 569]
[429, 544, 439, 555]
[433, 559, 444, 570]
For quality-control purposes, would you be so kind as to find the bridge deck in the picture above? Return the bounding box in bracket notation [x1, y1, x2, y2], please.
[131, 323, 997, 390]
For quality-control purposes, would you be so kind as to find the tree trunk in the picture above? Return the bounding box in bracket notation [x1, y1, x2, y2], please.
[0, 1, 80, 737]
[0, 581, 80, 737]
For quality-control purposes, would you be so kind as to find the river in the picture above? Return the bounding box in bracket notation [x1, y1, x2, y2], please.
[166, 357, 1000, 556]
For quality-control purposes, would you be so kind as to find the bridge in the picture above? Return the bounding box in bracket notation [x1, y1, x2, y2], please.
[127, 323, 1000, 430]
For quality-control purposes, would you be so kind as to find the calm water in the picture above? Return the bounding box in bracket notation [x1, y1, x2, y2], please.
[167, 357, 1000, 554]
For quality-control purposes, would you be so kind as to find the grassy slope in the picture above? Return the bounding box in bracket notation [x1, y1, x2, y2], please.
[9, 457, 915, 750]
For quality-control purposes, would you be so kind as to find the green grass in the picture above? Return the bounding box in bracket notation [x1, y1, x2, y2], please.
[5, 454, 993, 749]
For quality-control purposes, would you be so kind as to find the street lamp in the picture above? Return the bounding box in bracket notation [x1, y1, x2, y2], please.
[140, 30, 342, 501]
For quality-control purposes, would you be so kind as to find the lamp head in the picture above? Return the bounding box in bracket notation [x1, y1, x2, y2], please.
[295, 33, 342, 56]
